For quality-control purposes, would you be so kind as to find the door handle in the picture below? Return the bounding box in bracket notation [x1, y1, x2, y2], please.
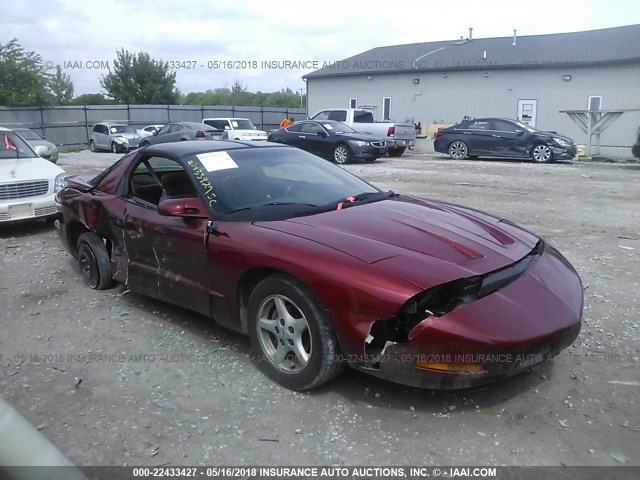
[491, 135, 501, 138]
[298, 135, 306, 138]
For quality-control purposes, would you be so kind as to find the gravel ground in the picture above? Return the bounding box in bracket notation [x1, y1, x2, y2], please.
[0, 149, 639, 468]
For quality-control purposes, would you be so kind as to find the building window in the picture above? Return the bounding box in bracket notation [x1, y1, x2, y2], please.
[349, 98, 357, 109]
[588, 96, 602, 110]
[382, 97, 391, 121]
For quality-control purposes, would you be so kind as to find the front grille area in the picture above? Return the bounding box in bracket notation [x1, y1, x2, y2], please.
[371, 141, 386, 147]
[34, 206, 57, 216]
[0, 180, 49, 200]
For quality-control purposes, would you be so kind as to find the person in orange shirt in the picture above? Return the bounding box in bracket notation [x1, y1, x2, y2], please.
[280, 117, 294, 128]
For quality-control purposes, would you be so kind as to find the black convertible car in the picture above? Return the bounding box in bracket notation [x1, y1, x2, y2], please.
[434, 118, 577, 163]
[267, 120, 387, 164]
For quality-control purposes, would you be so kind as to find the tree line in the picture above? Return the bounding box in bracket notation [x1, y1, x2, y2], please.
[0, 40, 305, 108]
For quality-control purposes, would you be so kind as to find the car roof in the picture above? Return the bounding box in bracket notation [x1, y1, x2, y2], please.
[97, 122, 130, 126]
[143, 139, 285, 158]
[203, 117, 250, 121]
[0, 126, 12, 132]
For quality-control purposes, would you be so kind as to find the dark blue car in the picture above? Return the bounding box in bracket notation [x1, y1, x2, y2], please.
[267, 120, 387, 164]
[434, 118, 576, 163]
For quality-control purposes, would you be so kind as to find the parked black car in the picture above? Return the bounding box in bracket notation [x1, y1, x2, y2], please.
[267, 120, 387, 164]
[434, 118, 577, 163]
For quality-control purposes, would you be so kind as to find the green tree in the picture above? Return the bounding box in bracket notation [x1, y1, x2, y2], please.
[70, 93, 113, 105]
[50, 65, 74, 105]
[0, 38, 52, 106]
[100, 49, 179, 104]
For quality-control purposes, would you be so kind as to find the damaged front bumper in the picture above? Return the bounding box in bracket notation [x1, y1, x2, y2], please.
[332, 241, 583, 389]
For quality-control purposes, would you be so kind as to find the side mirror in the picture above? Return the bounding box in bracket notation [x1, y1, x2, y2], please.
[318, 131, 328, 138]
[158, 198, 209, 219]
[33, 145, 48, 157]
[153, 131, 159, 136]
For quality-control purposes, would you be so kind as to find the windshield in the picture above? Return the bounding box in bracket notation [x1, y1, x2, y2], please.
[184, 146, 381, 220]
[513, 121, 540, 133]
[230, 119, 256, 130]
[324, 122, 356, 134]
[110, 125, 136, 134]
[16, 129, 43, 140]
[0, 131, 37, 159]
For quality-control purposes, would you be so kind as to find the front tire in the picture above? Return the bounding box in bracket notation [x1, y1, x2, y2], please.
[111, 142, 120, 154]
[247, 274, 344, 390]
[77, 232, 112, 290]
[388, 147, 406, 157]
[89, 140, 97, 152]
[531, 144, 554, 163]
[448, 141, 468, 159]
[333, 144, 352, 164]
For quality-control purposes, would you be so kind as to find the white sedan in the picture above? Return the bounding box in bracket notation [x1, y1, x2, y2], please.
[136, 124, 165, 138]
[0, 127, 66, 223]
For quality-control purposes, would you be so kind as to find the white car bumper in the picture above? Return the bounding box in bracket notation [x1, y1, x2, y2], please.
[0, 192, 58, 223]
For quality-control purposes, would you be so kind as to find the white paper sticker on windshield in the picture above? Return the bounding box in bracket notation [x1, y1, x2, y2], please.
[323, 124, 334, 130]
[231, 121, 239, 128]
[196, 151, 238, 172]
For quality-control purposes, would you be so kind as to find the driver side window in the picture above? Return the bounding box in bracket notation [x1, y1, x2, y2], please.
[129, 156, 196, 206]
[157, 125, 171, 135]
[301, 123, 323, 135]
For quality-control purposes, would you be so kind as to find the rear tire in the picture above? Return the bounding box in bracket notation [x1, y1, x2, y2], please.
[388, 147, 406, 157]
[333, 144, 352, 164]
[448, 141, 468, 159]
[247, 274, 344, 390]
[140, 140, 150, 148]
[77, 232, 112, 290]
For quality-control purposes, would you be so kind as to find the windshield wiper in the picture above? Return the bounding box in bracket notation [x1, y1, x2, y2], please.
[336, 191, 389, 210]
[224, 206, 252, 214]
[261, 201, 317, 207]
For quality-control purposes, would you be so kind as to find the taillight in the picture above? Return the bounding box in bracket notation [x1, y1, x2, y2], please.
[221, 131, 228, 140]
[387, 126, 395, 137]
[195, 130, 206, 138]
[435, 131, 446, 137]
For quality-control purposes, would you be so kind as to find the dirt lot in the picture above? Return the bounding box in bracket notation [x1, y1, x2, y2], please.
[1, 150, 639, 468]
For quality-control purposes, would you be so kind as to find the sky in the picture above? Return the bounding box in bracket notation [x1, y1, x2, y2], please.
[2, 0, 640, 97]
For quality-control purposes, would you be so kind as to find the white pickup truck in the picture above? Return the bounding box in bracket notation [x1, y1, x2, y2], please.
[310, 108, 416, 157]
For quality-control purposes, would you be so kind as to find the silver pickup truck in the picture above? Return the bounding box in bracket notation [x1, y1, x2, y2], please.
[310, 108, 416, 157]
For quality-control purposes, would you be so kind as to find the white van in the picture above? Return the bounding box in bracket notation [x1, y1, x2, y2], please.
[202, 118, 267, 141]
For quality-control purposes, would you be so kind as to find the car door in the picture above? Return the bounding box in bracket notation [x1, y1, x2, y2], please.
[94, 125, 107, 149]
[167, 123, 184, 142]
[153, 124, 173, 145]
[463, 119, 496, 155]
[489, 119, 527, 158]
[121, 154, 212, 316]
[305, 122, 333, 157]
[297, 122, 326, 156]
[279, 122, 304, 148]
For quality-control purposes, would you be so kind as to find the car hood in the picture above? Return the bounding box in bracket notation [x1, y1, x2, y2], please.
[234, 129, 267, 136]
[0, 156, 65, 182]
[26, 139, 57, 150]
[534, 132, 573, 143]
[112, 132, 140, 139]
[255, 196, 540, 289]
[337, 132, 383, 142]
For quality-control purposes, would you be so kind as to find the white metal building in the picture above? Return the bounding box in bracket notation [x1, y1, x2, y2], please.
[304, 24, 640, 153]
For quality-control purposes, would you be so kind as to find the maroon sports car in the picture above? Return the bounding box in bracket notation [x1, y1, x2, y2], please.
[55, 141, 583, 390]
